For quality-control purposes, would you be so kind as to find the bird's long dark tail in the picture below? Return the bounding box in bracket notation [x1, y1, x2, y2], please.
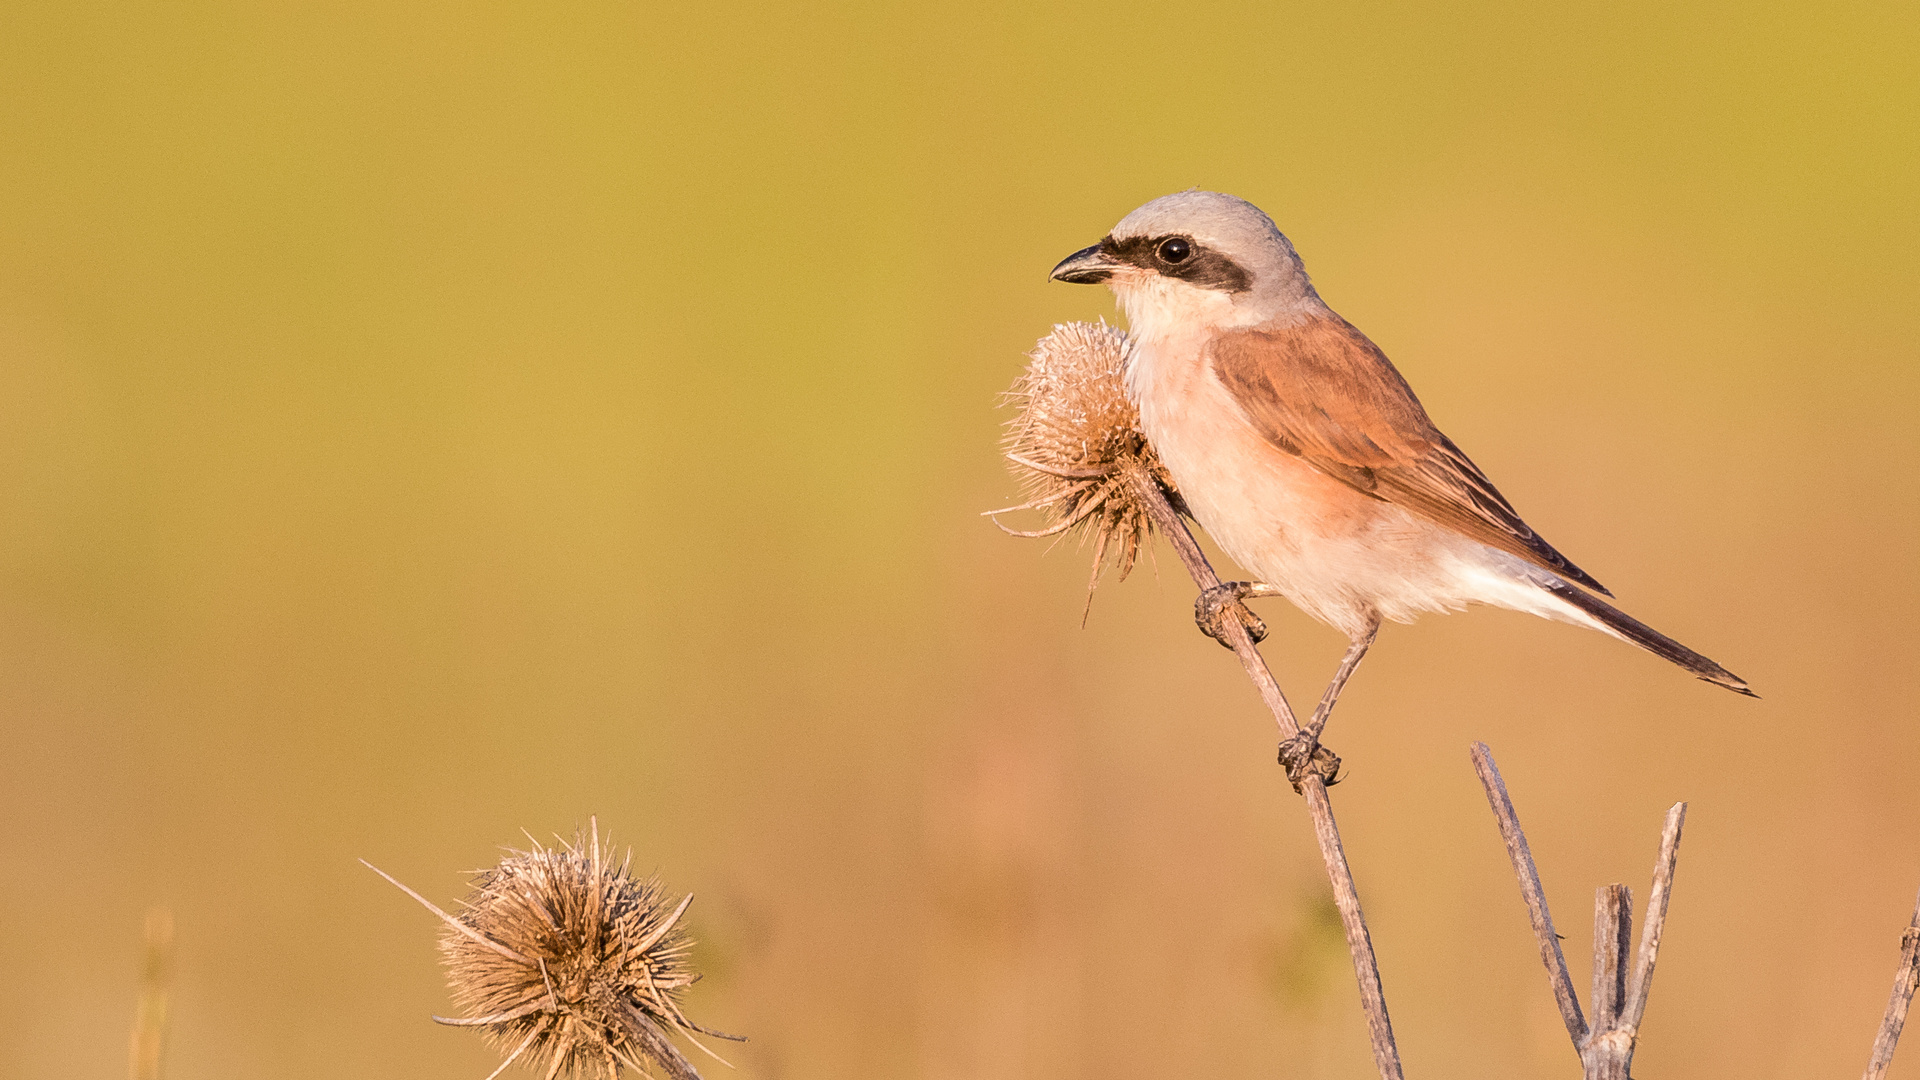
[1545, 581, 1755, 697]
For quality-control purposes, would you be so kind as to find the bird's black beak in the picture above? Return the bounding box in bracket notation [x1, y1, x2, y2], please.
[1049, 242, 1120, 284]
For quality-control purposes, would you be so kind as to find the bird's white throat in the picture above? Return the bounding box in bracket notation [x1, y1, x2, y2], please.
[1116, 276, 1241, 350]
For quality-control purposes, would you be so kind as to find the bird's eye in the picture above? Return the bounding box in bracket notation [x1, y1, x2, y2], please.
[1157, 237, 1192, 264]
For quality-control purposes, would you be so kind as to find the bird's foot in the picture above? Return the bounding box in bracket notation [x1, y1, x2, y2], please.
[1278, 732, 1342, 795]
[1194, 581, 1270, 648]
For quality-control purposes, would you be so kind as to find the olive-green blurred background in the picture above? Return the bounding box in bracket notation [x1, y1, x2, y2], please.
[3, 2, 1916, 1078]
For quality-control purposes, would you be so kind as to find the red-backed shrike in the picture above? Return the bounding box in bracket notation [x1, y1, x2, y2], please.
[1050, 191, 1751, 725]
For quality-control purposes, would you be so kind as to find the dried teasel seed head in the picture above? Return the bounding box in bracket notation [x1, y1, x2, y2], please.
[366, 820, 741, 1080]
[988, 320, 1177, 600]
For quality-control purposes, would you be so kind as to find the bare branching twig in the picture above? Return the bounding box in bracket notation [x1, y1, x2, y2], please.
[1472, 742, 1685, 1080]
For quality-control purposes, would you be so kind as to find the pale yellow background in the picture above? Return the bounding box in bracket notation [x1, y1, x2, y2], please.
[2, 2, 1916, 1078]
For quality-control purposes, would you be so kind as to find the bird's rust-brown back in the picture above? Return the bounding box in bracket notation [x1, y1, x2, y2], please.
[1208, 315, 1611, 595]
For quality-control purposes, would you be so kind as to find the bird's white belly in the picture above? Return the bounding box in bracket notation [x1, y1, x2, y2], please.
[1126, 335, 1571, 640]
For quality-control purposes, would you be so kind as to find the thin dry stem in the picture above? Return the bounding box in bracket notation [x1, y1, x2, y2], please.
[1622, 804, 1686, 1034]
[1591, 885, 1632, 1036]
[1121, 462, 1403, 1080]
[1865, 891, 1920, 1080]
[1470, 741, 1588, 1046]
[129, 908, 172, 1080]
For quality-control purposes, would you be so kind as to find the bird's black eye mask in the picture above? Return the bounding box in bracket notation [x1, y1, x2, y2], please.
[1102, 234, 1252, 293]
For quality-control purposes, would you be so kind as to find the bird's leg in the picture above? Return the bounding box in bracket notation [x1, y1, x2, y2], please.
[1306, 620, 1379, 741]
[1194, 581, 1283, 648]
[1278, 619, 1380, 792]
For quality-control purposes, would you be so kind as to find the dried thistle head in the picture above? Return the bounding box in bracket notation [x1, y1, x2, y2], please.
[989, 320, 1175, 597]
[367, 821, 739, 1080]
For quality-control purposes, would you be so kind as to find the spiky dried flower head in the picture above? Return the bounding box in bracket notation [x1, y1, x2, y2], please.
[988, 321, 1176, 600]
[366, 821, 740, 1080]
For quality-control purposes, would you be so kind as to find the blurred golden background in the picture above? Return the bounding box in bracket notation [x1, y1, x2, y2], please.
[2, 2, 1915, 1077]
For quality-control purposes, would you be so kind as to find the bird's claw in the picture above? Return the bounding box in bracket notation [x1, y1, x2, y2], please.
[1278, 732, 1342, 794]
[1195, 582, 1269, 647]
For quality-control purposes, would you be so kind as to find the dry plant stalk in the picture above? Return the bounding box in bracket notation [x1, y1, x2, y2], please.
[1864, 891, 1920, 1080]
[129, 907, 173, 1080]
[1472, 742, 1685, 1080]
[993, 322, 1404, 1080]
[1475, 742, 1920, 1080]
[367, 820, 740, 1080]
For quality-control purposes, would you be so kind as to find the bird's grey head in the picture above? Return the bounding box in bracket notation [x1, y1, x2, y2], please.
[1049, 191, 1317, 326]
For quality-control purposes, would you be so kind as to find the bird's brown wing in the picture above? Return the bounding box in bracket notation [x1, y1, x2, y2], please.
[1209, 316, 1610, 595]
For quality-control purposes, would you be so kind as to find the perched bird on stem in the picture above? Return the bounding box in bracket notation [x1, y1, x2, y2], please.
[1047, 191, 1752, 731]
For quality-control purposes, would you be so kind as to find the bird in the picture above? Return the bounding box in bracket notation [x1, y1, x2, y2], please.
[1047, 190, 1752, 736]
